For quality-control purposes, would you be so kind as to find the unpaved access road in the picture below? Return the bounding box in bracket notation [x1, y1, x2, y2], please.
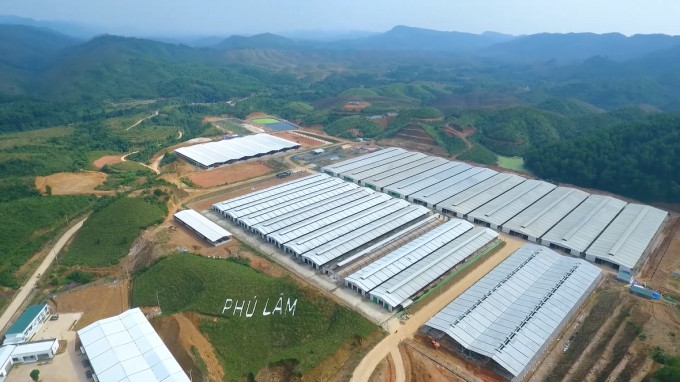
[350, 235, 524, 382]
[0, 217, 87, 332]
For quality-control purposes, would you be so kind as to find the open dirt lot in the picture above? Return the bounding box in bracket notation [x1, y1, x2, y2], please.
[53, 280, 130, 330]
[187, 161, 273, 188]
[35, 172, 113, 195]
[92, 155, 123, 169]
[272, 131, 323, 148]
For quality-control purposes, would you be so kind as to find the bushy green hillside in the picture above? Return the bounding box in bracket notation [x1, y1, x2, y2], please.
[525, 114, 680, 203]
[0, 195, 96, 287]
[133, 254, 377, 380]
[324, 115, 382, 138]
[62, 196, 166, 267]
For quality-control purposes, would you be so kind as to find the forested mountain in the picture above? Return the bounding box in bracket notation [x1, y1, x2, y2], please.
[525, 114, 680, 203]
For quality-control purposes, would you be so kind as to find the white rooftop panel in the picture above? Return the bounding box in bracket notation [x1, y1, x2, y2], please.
[302, 204, 430, 266]
[425, 244, 602, 379]
[586, 203, 668, 269]
[345, 152, 428, 183]
[367, 156, 451, 190]
[467, 180, 556, 228]
[438, 173, 526, 216]
[383, 161, 470, 198]
[542, 195, 627, 253]
[410, 167, 497, 206]
[370, 227, 498, 308]
[345, 219, 475, 292]
[77, 308, 190, 382]
[322, 147, 406, 175]
[174, 209, 232, 243]
[175, 133, 299, 167]
[502, 187, 589, 239]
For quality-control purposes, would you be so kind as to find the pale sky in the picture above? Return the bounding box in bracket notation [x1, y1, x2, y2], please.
[1, 0, 679, 37]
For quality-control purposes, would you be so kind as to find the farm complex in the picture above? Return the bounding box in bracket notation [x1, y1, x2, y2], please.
[322, 147, 669, 278]
[174, 133, 300, 168]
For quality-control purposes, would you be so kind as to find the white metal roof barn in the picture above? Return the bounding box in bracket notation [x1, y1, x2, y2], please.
[174, 133, 300, 168]
[436, 173, 526, 218]
[541, 195, 627, 256]
[424, 244, 602, 382]
[173, 209, 232, 246]
[77, 308, 190, 382]
[212, 174, 431, 270]
[344, 219, 498, 311]
[585, 203, 669, 273]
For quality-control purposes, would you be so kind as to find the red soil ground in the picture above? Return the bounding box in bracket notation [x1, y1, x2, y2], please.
[187, 161, 273, 188]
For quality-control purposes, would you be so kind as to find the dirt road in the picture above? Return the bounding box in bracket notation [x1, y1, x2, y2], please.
[125, 110, 158, 131]
[391, 348, 406, 382]
[121, 151, 160, 174]
[0, 217, 87, 332]
[350, 236, 523, 382]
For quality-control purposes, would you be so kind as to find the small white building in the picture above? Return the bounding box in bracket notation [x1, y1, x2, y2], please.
[0, 339, 59, 382]
[3, 304, 50, 345]
[174, 209, 232, 246]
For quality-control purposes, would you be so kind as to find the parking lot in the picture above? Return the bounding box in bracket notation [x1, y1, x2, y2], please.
[7, 312, 91, 382]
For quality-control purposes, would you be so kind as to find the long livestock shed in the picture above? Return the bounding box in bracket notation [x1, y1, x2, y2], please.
[585, 204, 669, 273]
[501, 187, 589, 242]
[174, 133, 300, 168]
[423, 244, 602, 382]
[541, 195, 627, 256]
[344, 219, 498, 311]
[212, 174, 431, 270]
[321, 147, 669, 275]
[174, 209, 232, 246]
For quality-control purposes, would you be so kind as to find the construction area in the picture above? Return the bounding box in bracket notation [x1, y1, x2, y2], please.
[322, 147, 669, 278]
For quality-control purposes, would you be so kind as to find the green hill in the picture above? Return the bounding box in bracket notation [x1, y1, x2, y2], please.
[133, 254, 377, 380]
[525, 114, 680, 203]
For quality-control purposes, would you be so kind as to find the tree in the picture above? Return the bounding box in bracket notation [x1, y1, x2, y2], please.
[30, 369, 40, 381]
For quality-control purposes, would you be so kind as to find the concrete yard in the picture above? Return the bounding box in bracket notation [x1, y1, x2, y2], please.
[8, 313, 89, 382]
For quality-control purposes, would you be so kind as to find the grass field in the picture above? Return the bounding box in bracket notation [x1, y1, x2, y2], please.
[133, 254, 378, 381]
[497, 155, 530, 173]
[62, 197, 166, 267]
[0, 195, 96, 287]
[252, 118, 279, 125]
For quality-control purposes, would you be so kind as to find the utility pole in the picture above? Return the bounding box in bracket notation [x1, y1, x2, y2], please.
[156, 291, 161, 310]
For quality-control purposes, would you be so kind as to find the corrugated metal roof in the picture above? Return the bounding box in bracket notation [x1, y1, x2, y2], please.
[382, 161, 469, 197]
[175, 134, 299, 167]
[542, 195, 627, 253]
[367, 156, 450, 190]
[502, 187, 589, 239]
[586, 204, 668, 269]
[77, 308, 190, 382]
[467, 180, 556, 228]
[250, 187, 370, 234]
[345, 152, 428, 183]
[425, 244, 602, 378]
[174, 210, 232, 243]
[302, 204, 430, 266]
[410, 167, 497, 206]
[370, 227, 498, 308]
[322, 147, 406, 175]
[271, 194, 396, 247]
[437, 173, 525, 216]
[213, 174, 329, 213]
[345, 219, 475, 292]
[7, 304, 47, 335]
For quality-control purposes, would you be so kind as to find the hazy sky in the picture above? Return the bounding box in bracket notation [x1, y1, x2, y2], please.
[2, 0, 680, 37]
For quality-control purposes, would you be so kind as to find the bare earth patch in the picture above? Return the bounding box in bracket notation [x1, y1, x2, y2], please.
[272, 131, 323, 148]
[53, 280, 130, 330]
[35, 172, 111, 195]
[93, 155, 123, 169]
[187, 161, 273, 188]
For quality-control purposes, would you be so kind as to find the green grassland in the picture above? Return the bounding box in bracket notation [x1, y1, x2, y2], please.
[252, 118, 279, 124]
[0, 195, 96, 287]
[497, 156, 529, 173]
[62, 197, 166, 267]
[133, 254, 378, 380]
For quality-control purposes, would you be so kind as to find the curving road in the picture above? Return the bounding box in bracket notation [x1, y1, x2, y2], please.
[0, 217, 88, 332]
